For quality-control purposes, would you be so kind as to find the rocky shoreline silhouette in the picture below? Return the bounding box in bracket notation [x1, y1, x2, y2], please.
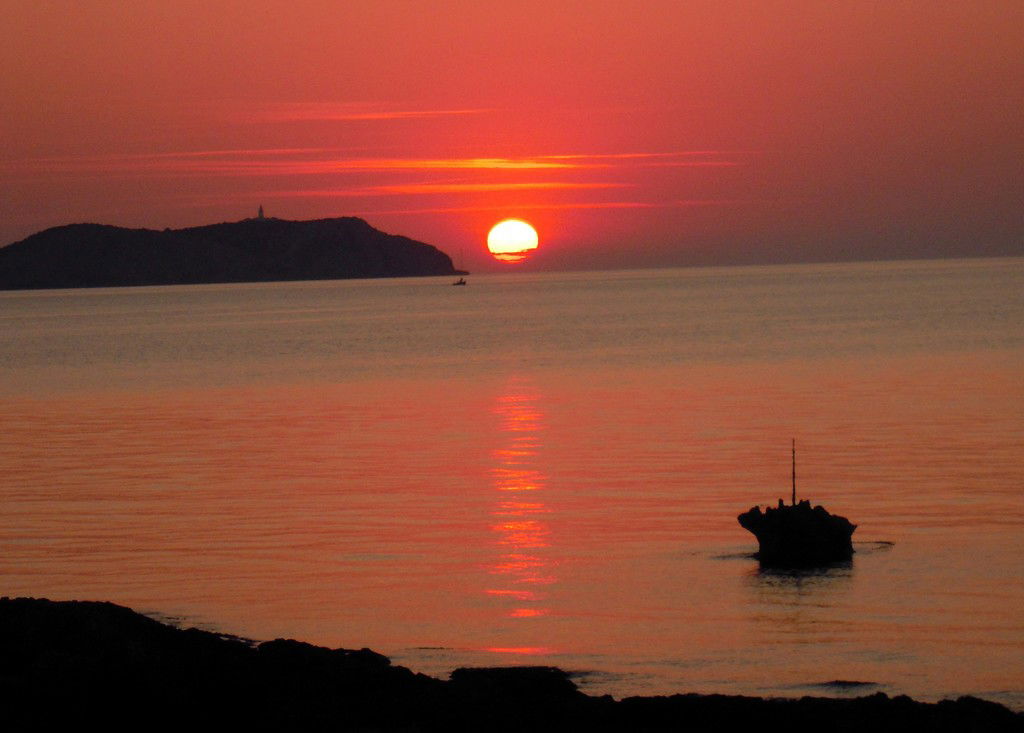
[1, 597, 1019, 731]
[0, 216, 465, 290]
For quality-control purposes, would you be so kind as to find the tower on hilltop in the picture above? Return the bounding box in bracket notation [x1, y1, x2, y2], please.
[257, 204, 265, 220]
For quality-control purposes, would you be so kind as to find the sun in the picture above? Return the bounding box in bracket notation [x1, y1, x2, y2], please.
[487, 219, 539, 263]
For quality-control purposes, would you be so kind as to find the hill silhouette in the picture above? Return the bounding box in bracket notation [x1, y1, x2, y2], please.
[0, 217, 463, 290]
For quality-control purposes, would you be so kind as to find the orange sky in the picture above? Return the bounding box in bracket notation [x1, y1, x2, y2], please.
[1, 1, 1020, 270]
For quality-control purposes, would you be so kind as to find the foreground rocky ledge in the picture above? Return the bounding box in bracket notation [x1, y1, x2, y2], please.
[1, 598, 1019, 732]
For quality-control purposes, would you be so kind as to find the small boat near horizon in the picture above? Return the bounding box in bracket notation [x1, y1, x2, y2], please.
[452, 277, 467, 286]
[737, 440, 857, 566]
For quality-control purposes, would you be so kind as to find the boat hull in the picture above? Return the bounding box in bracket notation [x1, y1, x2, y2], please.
[738, 500, 856, 566]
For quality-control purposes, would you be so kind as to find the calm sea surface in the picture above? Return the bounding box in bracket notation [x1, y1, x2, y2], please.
[1, 258, 1022, 708]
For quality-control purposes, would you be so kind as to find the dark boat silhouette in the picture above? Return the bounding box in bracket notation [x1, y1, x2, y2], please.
[737, 440, 856, 566]
[452, 248, 467, 285]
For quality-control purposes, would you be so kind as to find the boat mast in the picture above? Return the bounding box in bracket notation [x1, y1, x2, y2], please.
[791, 438, 796, 505]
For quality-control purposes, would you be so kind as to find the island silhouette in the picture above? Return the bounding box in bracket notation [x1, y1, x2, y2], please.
[0, 215, 466, 290]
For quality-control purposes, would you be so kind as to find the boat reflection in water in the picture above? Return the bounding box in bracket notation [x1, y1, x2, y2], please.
[483, 378, 557, 654]
[745, 563, 854, 640]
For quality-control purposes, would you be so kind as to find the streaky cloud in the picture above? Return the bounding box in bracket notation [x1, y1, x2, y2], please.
[345, 200, 735, 215]
[255, 102, 495, 122]
[371, 182, 628, 194]
[270, 182, 630, 197]
[3, 150, 742, 178]
[5, 154, 576, 177]
[540, 151, 750, 160]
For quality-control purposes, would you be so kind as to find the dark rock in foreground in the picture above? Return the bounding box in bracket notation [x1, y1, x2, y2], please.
[1, 597, 1019, 732]
[739, 498, 857, 566]
[0, 216, 463, 290]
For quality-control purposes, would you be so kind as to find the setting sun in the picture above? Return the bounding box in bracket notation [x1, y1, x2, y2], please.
[487, 219, 539, 264]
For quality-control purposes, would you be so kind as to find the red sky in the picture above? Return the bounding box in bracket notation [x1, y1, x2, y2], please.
[2, 1, 1021, 271]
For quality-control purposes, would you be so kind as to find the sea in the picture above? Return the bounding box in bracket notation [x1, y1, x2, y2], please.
[1, 257, 1022, 709]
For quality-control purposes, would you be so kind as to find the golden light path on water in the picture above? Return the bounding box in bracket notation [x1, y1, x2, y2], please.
[485, 378, 555, 653]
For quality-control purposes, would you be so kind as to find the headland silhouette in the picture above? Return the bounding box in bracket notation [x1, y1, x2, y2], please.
[0, 214, 466, 290]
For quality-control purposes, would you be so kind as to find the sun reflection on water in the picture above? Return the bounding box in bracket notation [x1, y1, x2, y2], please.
[485, 378, 555, 621]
